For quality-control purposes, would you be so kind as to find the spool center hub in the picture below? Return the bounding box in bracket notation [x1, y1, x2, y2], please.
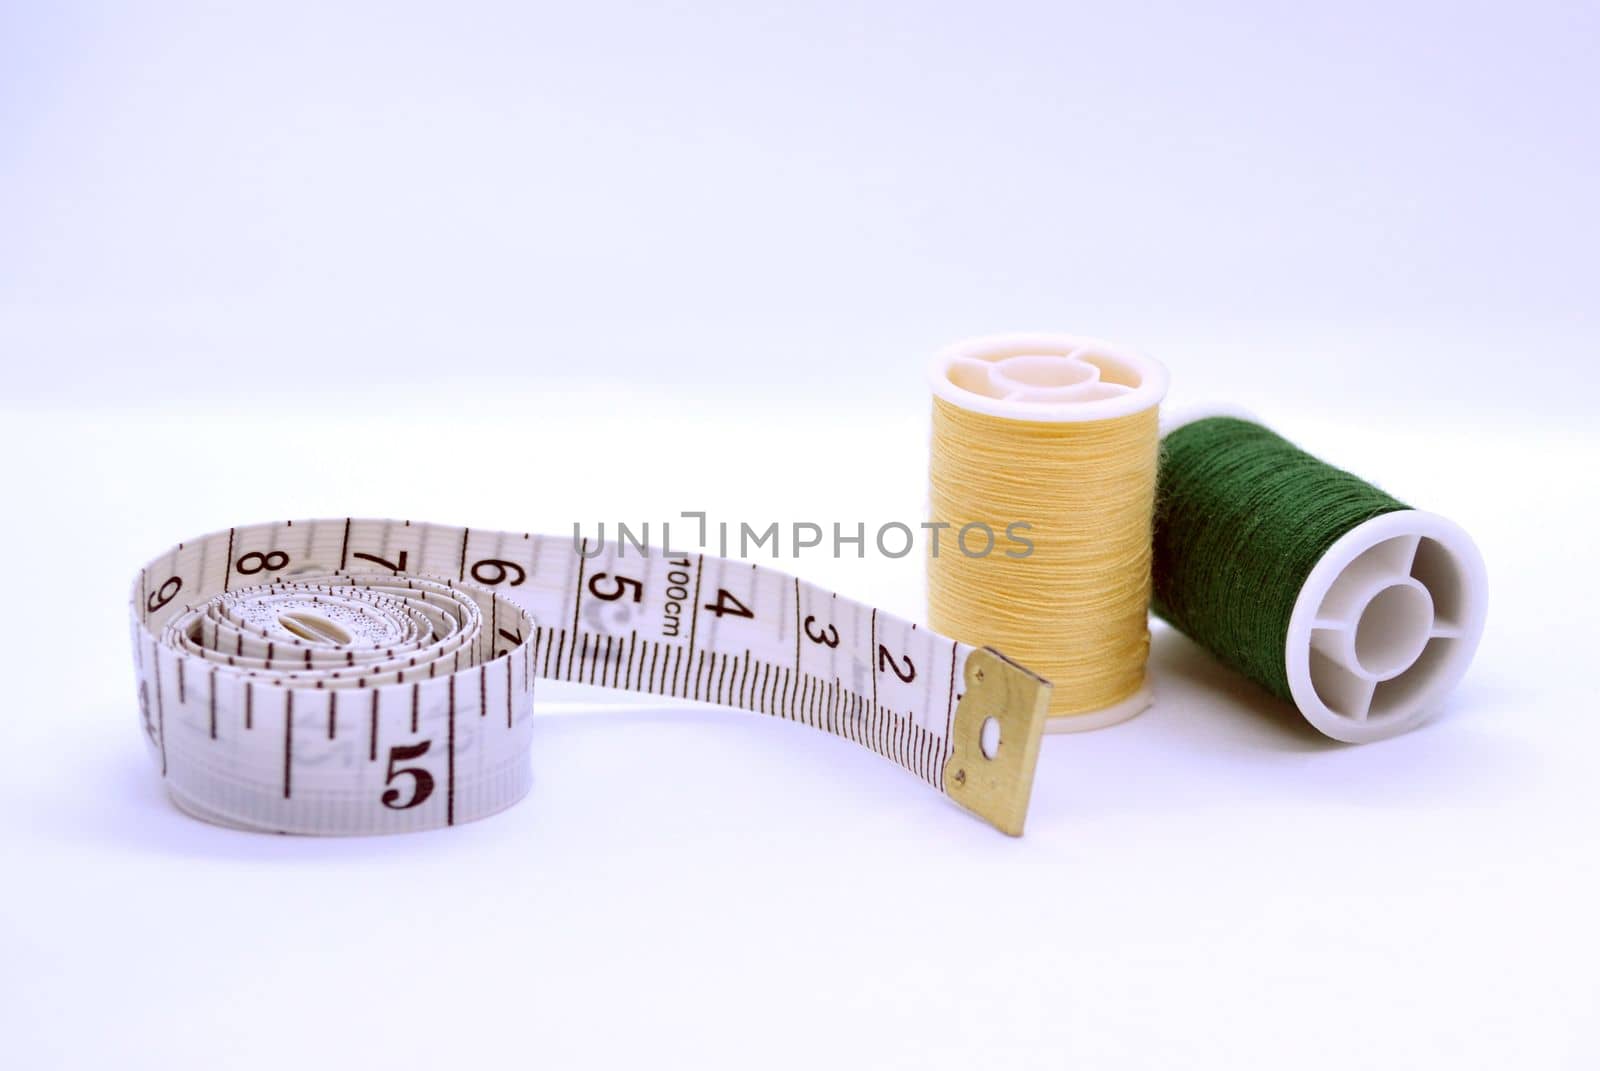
[1354, 581, 1434, 680]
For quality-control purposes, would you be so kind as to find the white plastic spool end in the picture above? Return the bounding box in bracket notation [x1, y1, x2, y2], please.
[929, 334, 1170, 734]
[930, 332, 1169, 425]
[1042, 682, 1154, 734]
[1286, 510, 1487, 743]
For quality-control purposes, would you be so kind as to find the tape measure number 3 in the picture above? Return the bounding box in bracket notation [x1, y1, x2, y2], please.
[131, 519, 1052, 836]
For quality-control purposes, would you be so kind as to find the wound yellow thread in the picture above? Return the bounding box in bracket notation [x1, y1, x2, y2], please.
[926, 335, 1168, 728]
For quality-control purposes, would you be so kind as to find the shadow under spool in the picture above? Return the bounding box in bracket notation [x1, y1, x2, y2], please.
[927, 334, 1169, 731]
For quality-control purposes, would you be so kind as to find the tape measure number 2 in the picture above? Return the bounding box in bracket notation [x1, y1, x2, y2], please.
[131, 519, 1051, 835]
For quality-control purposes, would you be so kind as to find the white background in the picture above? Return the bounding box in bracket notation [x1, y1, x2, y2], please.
[2, 2, 1595, 1068]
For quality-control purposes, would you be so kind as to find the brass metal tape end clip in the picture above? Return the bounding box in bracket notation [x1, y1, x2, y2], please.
[944, 647, 1052, 837]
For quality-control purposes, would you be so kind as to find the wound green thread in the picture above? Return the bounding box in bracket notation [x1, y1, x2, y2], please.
[1151, 417, 1408, 702]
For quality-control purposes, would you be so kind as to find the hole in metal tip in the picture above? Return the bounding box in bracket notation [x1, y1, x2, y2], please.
[980, 716, 1001, 760]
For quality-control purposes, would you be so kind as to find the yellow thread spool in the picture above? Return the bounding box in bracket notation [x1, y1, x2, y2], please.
[927, 334, 1169, 731]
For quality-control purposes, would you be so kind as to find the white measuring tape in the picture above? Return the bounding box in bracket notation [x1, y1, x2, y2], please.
[132, 519, 1052, 835]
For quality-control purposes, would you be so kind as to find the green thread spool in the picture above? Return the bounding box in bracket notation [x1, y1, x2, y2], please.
[1152, 414, 1487, 743]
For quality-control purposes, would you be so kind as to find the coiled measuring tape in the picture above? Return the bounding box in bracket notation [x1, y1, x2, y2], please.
[131, 519, 1052, 835]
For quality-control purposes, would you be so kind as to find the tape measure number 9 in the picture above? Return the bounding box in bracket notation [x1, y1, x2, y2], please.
[131, 519, 1052, 835]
